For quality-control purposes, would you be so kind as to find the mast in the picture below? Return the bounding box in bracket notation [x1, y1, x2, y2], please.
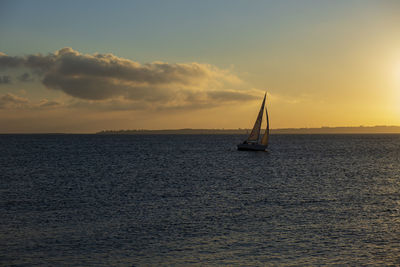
[246, 93, 266, 143]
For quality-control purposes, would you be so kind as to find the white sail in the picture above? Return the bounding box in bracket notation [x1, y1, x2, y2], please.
[237, 92, 270, 151]
[247, 93, 266, 142]
[261, 104, 269, 146]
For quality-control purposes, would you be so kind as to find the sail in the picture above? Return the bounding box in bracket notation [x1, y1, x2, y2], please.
[247, 94, 266, 142]
[261, 104, 269, 146]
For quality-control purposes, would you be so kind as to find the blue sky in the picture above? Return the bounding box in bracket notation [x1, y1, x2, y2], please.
[0, 1, 372, 60]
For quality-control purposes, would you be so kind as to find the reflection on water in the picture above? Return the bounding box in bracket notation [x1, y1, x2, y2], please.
[1, 134, 400, 265]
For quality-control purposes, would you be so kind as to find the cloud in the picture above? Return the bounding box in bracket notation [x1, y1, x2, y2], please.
[0, 93, 65, 110]
[0, 75, 11, 84]
[17, 72, 34, 82]
[37, 99, 63, 108]
[0, 55, 25, 69]
[207, 90, 258, 101]
[69, 98, 149, 111]
[0, 48, 260, 109]
[0, 93, 29, 109]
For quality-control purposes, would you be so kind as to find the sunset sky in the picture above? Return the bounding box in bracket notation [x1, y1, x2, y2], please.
[1, 0, 400, 133]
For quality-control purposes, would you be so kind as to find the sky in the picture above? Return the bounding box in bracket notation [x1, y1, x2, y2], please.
[0, 0, 400, 133]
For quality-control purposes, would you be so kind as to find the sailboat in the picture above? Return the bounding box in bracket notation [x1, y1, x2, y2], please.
[237, 92, 269, 151]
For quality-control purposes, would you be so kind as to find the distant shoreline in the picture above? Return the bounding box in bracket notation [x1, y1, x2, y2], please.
[2, 126, 400, 135]
[96, 126, 400, 135]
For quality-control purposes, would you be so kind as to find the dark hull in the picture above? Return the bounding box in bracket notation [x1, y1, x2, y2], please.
[237, 143, 268, 151]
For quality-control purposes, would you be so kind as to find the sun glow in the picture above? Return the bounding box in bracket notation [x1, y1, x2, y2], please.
[387, 61, 400, 120]
[395, 62, 400, 85]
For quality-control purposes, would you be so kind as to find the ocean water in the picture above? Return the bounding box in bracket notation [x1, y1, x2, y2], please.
[1, 134, 400, 266]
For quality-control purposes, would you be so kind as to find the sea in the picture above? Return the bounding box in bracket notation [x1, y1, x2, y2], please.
[1, 134, 400, 266]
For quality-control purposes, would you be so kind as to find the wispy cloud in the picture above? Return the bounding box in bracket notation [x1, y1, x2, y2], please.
[0, 93, 29, 109]
[0, 93, 64, 110]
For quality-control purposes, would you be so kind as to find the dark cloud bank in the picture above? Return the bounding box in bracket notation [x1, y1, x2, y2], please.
[0, 48, 259, 110]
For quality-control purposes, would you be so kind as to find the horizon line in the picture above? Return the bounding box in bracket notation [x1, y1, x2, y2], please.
[2, 125, 400, 135]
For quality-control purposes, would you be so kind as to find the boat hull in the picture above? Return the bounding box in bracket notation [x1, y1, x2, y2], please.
[237, 143, 268, 151]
